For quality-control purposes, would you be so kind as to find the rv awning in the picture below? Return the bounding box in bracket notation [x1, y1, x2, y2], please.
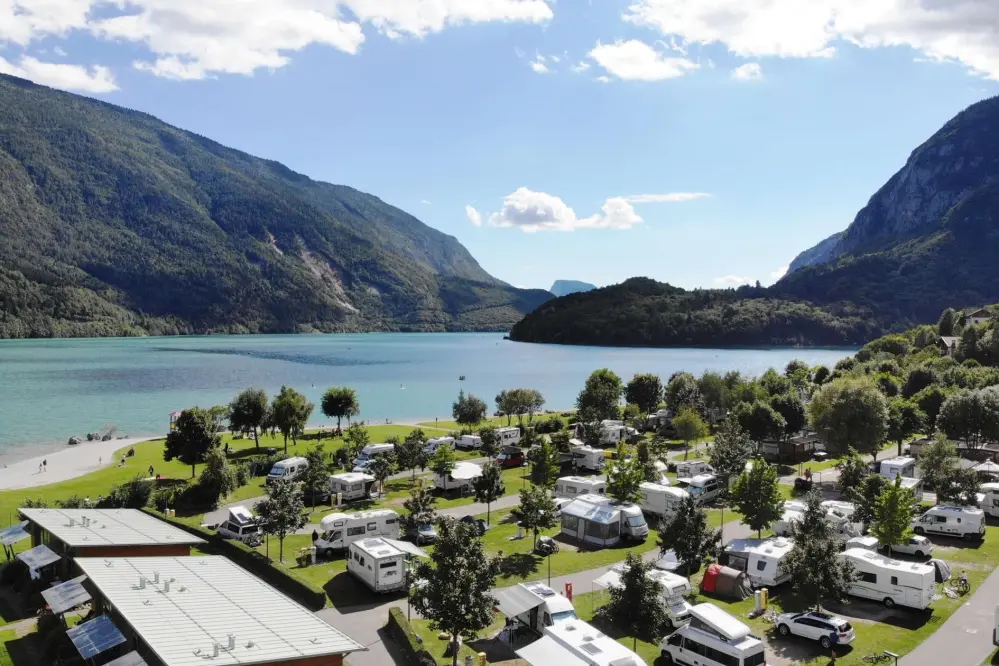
[516, 636, 588, 666]
[593, 569, 623, 590]
[493, 585, 545, 619]
[384, 539, 428, 558]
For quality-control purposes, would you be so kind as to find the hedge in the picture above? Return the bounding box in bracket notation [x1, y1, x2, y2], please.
[387, 606, 434, 666]
[141, 508, 327, 610]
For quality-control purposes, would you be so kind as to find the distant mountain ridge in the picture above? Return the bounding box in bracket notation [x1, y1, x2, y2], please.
[549, 280, 597, 297]
[0, 74, 552, 338]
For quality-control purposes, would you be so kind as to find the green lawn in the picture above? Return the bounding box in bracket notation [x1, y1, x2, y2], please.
[417, 413, 574, 432]
[410, 614, 506, 666]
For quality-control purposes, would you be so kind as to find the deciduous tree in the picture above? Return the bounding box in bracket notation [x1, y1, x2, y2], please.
[784, 491, 855, 609]
[343, 422, 371, 462]
[607, 442, 644, 503]
[769, 393, 807, 442]
[666, 372, 705, 417]
[256, 479, 306, 563]
[673, 407, 708, 460]
[402, 487, 438, 541]
[472, 461, 505, 525]
[430, 443, 457, 481]
[196, 446, 238, 508]
[917, 435, 958, 499]
[836, 447, 868, 497]
[164, 407, 221, 478]
[271, 386, 314, 454]
[518, 484, 558, 548]
[397, 431, 426, 481]
[576, 369, 623, 422]
[625, 373, 664, 416]
[478, 426, 499, 458]
[871, 476, 916, 555]
[851, 473, 888, 527]
[229, 388, 269, 450]
[808, 377, 889, 454]
[733, 400, 786, 443]
[321, 386, 359, 431]
[709, 416, 754, 484]
[299, 444, 330, 508]
[658, 495, 719, 576]
[529, 437, 560, 489]
[599, 553, 669, 649]
[452, 390, 488, 428]
[731, 459, 784, 538]
[368, 454, 395, 496]
[887, 398, 926, 457]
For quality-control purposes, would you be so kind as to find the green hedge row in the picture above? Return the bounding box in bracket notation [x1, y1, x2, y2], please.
[141, 509, 327, 610]
[386, 606, 434, 666]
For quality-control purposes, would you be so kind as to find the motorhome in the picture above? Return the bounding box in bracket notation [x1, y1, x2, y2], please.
[559, 494, 648, 546]
[648, 408, 671, 430]
[912, 505, 985, 541]
[328, 472, 376, 503]
[314, 509, 401, 556]
[346, 537, 427, 593]
[518, 619, 649, 666]
[595, 564, 693, 629]
[684, 474, 723, 505]
[215, 506, 262, 544]
[639, 483, 689, 519]
[840, 548, 936, 609]
[555, 476, 607, 499]
[352, 443, 395, 471]
[676, 460, 713, 479]
[573, 421, 631, 446]
[822, 500, 865, 534]
[496, 426, 521, 447]
[877, 456, 922, 494]
[494, 581, 578, 636]
[433, 461, 482, 493]
[721, 537, 794, 588]
[569, 444, 606, 473]
[659, 603, 768, 666]
[457, 434, 481, 450]
[423, 436, 455, 455]
[266, 457, 309, 484]
[982, 482, 999, 517]
[775, 504, 861, 542]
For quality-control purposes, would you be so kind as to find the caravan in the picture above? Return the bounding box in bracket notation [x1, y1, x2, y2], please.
[877, 456, 923, 495]
[423, 436, 455, 455]
[328, 472, 376, 503]
[433, 461, 482, 493]
[982, 482, 999, 517]
[494, 581, 578, 636]
[775, 504, 861, 542]
[266, 457, 309, 484]
[314, 509, 401, 556]
[519, 619, 648, 666]
[559, 494, 648, 546]
[457, 434, 482, 450]
[352, 443, 396, 472]
[840, 548, 935, 609]
[676, 460, 713, 479]
[573, 420, 631, 446]
[594, 564, 693, 629]
[569, 443, 606, 472]
[555, 476, 607, 499]
[639, 483, 689, 520]
[496, 427, 521, 447]
[721, 538, 794, 588]
[659, 603, 768, 666]
[346, 537, 427, 593]
[912, 505, 985, 541]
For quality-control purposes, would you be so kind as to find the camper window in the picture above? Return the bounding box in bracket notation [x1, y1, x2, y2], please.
[860, 572, 877, 584]
[746, 653, 766, 666]
[358, 556, 365, 567]
[891, 576, 898, 585]
[380, 562, 397, 570]
[667, 634, 682, 647]
[367, 522, 377, 531]
[328, 531, 341, 542]
[347, 526, 365, 537]
[562, 515, 579, 530]
[756, 560, 767, 572]
[627, 516, 645, 527]
[386, 518, 397, 525]
[543, 613, 552, 626]
[934, 516, 946, 523]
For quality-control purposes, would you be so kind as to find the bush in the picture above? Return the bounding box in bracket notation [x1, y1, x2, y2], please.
[234, 462, 251, 487]
[152, 485, 185, 512]
[55, 495, 87, 508]
[535, 415, 565, 434]
[387, 607, 433, 666]
[98, 476, 153, 509]
[0, 560, 28, 587]
[245, 453, 285, 477]
[21, 498, 48, 508]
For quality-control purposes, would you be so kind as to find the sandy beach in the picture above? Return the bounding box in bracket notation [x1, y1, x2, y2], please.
[0, 437, 159, 491]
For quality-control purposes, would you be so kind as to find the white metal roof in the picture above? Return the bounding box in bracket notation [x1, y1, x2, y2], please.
[688, 603, 752, 641]
[516, 636, 588, 666]
[226, 507, 255, 526]
[75, 556, 364, 666]
[449, 462, 483, 481]
[639, 482, 685, 498]
[320, 509, 399, 532]
[689, 474, 717, 484]
[329, 472, 375, 483]
[19, 509, 205, 547]
[494, 583, 549, 618]
[882, 456, 916, 466]
[561, 497, 618, 524]
[724, 537, 794, 558]
[350, 537, 428, 559]
[559, 476, 605, 485]
[544, 620, 646, 666]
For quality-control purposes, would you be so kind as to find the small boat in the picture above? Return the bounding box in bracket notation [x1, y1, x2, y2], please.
[459, 375, 466, 381]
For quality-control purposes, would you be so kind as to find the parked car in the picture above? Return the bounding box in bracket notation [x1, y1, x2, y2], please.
[460, 516, 489, 536]
[416, 523, 438, 545]
[496, 448, 525, 468]
[890, 535, 934, 558]
[776, 611, 856, 650]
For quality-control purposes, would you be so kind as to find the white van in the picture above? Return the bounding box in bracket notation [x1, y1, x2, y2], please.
[721, 537, 794, 588]
[266, 457, 309, 484]
[347, 537, 426, 593]
[457, 434, 482, 450]
[982, 482, 999, 517]
[639, 482, 689, 520]
[570, 444, 606, 473]
[352, 443, 395, 472]
[840, 548, 935, 609]
[660, 603, 767, 666]
[676, 460, 713, 479]
[555, 476, 607, 499]
[496, 426, 521, 446]
[912, 505, 985, 541]
[423, 436, 455, 455]
[684, 474, 722, 505]
[215, 506, 262, 544]
[315, 509, 401, 556]
[495, 581, 578, 636]
[328, 472, 376, 503]
[433, 461, 482, 493]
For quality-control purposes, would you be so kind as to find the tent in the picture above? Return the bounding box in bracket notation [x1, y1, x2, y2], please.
[973, 461, 999, 478]
[699, 564, 751, 600]
[928, 558, 952, 583]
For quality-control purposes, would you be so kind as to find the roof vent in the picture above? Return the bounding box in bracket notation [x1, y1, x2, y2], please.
[228, 634, 235, 650]
[69, 518, 76, 527]
[138, 576, 146, 589]
[164, 580, 171, 593]
[154, 572, 160, 584]
[213, 643, 220, 658]
[246, 640, 255, 649]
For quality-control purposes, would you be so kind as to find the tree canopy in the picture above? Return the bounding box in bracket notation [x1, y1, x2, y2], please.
[576, 369, 623, 421]
[321, 387, 359, 430]
[164, 407, 221, 478]
[229, 388, 269, 450]
[808, 377, 889, 454]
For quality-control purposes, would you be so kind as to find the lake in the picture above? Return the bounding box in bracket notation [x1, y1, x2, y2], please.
[0, 334, 853, 460]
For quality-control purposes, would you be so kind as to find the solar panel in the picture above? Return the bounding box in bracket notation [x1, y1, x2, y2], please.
[67, 616, 126, 660]
[42, 575, 91, 614]
[16, 544, 60, 569]
[0, 522, 29, 547]
[104, 651, 147, 666]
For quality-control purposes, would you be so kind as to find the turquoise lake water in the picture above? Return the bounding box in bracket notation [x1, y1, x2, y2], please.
[0, 333, 853, 460]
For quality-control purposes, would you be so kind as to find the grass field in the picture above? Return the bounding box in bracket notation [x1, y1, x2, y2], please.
[417, 413, 575, 432]
[411, 614, 506, 666]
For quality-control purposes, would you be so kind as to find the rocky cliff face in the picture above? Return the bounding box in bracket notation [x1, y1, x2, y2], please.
[787, 231, 843, 273]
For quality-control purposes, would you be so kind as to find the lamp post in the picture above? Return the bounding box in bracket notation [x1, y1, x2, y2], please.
[406, 555, 412, 622]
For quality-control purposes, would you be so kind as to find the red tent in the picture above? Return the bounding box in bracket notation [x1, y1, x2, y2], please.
[700, 564, 752, 600]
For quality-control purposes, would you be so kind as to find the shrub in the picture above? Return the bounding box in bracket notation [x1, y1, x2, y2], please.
[535, 415, 565, 434]
[386, 607, 433, 666]
[234, 462, 251, 487]
[55, 495, 87, 508]
[98, 476, 153, 509]
[21, 498, 48, 508]
[0, 560, 28, 587]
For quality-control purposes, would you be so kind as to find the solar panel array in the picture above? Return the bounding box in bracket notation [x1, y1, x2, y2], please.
[0, 522, 29, 547]
[42, 575, 91, 614]
[16, 544, 60, 569]
[67, 615, 126, 660]
[105, 651, 147, 666]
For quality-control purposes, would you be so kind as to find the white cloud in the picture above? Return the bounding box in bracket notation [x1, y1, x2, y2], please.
[421, 199, 432, 205]
[732, 62, 763, 80]
[623, 0, 999, 81]
[770, 264, 789, 280]
[624, 192, 711, 203]
[595, 75, 612, 83]
[530, 58, 549, 74]
[465, 205, 483, 226]
[53, 46, 67, 57]
[0, 55, 117, 92]
[342, 0, 553, 39]
[571, 60, 590, 73]
[486, 188, 643, 232]
[589, 39, 698, 81]
[714, 275, 755, 286]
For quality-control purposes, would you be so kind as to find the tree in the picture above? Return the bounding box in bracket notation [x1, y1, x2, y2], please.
[430, 444, 457, 479]
[666, 372, 705, 416]
[164, 407, 221, 478]
[784, 491, 855, 609]
[229, 388, 269, 451]
[397, 431, 426, 481]
[472, 461, 505, 524]
[959, 325, 981, 361]
[836, 447, 868, 497]
[206, 405, 230, 432]
[343, 422, 371, 462]
[625, 373, 664, 416]
[550, 430, 572, 455]
[495, 390, 515, 425]
[299, 444, 330, 508]
[271, 386, 314, 454]
[887, 398, 926, 457]
[658, 496, 719, 575]
[529, 437, 560, 489]
[940, 467, 980, 507]
[870, 476, 916, 555]
[402, 487, 438, 540]
[636, 440, 660, 483]
[731, 459, 784, 538]
[495, 389, 545, 425]
[576, 369, 623, 422]
[852, 473, 888, 527]
[368, 454, 396, 496]
[698, 371, 727, 413]
[917, 435, 958, 500]
[321, 386, 359, 431]
[673, 407, 708, 460]
[913, 385, 949, 430]
[769, 393, 807, 442]
[599, 553, 669, 649]
[760, 368, 793, 397]
[938, 387, 999, 453]
[709, 416, 754, 484]
[808, 377, 889, 454]
[196, 446, 238, 508]
[938, 307, 957, 336]
[607, 442, 644, 503]
[256, 479, 306, 562]
[410, 519, 497, 666]
[518, 484, 558, 548]
[812, 365, 831, 386]
[733, 400, 786, 443]
[452, 390, 487, 428]
[523, 389, 546, 423]
[902, 367, 936, 399]
[478, 426, 499, 458]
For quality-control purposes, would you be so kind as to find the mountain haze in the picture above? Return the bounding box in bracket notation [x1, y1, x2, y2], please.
[0, 75, 551, 338]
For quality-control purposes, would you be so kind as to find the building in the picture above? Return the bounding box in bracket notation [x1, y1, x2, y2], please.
[965, 308, 992, 327]
[76, 555, 364, 666]
[19, 508, 204, 560]
[938, 336, 960, 356]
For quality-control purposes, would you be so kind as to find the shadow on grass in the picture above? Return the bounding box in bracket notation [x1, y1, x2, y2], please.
[495, 553, 541, 580]
[922, 534, 985, 551]
[324, 572, 406, 613]
[4, 632, 43, 666]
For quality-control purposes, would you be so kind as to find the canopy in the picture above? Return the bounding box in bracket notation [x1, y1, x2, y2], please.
[0, 521, 29, 547]
[516, 636, 588, 666]
[67, 615, 126, 660]
[974, 461, 999, 475]
[593, 569, 622, 590]
[105, 652, 147, 666]
[493, 585, 545, 619]
[227, 506, 255, 525]
[383, 538, 428, 558]
[17, 544, 60, 570]
[450, 462, 482, 481]
[42, 575, 91, 614]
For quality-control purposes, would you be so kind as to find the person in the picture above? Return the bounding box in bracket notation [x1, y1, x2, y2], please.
[312, 529, 319, 543]
[42, 459, 47, 472]
[98, 456, 102, 466]
[960, 569, 969, 590]
[37, 463, 42, 474]
[148, 465, 154, 477]
[120, 455, 125, 467]
[829, 627, 840, 662]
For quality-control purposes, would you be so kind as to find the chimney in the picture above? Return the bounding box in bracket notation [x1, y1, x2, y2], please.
[154, 572, 160, 584]
[213, 644, 220, 658]
[227, 634, 235, 650]
[138, 576, 146, 589]
[164, 580, 171, 593]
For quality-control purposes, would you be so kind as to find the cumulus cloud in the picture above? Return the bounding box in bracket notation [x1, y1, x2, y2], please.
[714, 275, 755, 286]
[732, 62, 763, 80]
[0, 56, 117, 92]
[530, 58, 549, 74]
[623, 0, 999, 80]
[571, 61, 591, 73]
[465, 205, 483, 226]
[589, 39, 698, 81]
[421, 199, 432, 205]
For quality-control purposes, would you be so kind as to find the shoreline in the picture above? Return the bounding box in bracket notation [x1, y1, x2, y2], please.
[0, 436, 161, 492]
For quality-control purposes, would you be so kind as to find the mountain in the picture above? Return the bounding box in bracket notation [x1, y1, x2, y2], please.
[511, 95, 999, 347]
[0, 75, 551, 338]
[549, 280, 596, 297]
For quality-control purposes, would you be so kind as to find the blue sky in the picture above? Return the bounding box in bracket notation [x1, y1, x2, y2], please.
[2, 1, 998, 292]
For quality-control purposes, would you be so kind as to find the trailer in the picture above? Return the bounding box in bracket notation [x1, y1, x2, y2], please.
[594, 563, 693, 629]
[314, 509, 401, 556]
[328, 472, 376, 503]
[346, 537, 428, 593]
[559, 494, 648, 546]
[569, 444, 606, 472]
[457, 434, 482, 450]
[721, 537, 794, 588]
[496, 426, 521, 446]
[639, 482, 688, 519]
[840, 547, 935, 609]
[433, 461, 482, 493]
[554, 476, 606, 499]
[676, 460, 713, 479]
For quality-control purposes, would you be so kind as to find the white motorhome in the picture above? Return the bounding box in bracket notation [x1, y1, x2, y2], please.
[314, 509, 401, 556]
[676, 460, 713, 479]
[215, 506, 262, 544]
[496, 426, 521, 446]
[822, 500, 865, 535]
[352, 443, 396, 472]
[982, 482, 999, 517]
[912, 505, 985, 541]
[660, 603, 768, 666]
[639, 483, 689, 520]
[840, 548, 935, 609]
[433, 461, 482, 493]
[595, 564, 693, 629]
[457, 434, 481, 450]
[684, 474, 723, 505]
[328, 472, 376, 503]
[346, 537, 427, 593]
[721, 537, 794, 588]
[648, 408, 671, 430]
[573, 421, 630, 446]
[494, 581, 578, 636]
[266, 457, 309, 484]
[775, 505, 861, 542]
[423, 436, 455, 455]
[570, 444, 606, 472]
[878, 456, 923, 494]
[555, 476, 607, 499]
[559, 494, 649, 546]
[518, 618, 648, 666]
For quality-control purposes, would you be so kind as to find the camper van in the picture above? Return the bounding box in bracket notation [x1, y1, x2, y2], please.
[775, 504, 861, 542]
[721, 537, 794, 588]
[457, 434, 482, 450]
[648, 408, 671, 431]
[596, 564, 693, 629]
[982, 482, 999, 517]
[676, 460, 713, 479]
[521, 619, 649, 666]
[314, 509, 401, 556]
[560, 494, 649, 546]
[573, 421, 631, 446]
[639, 483, 689, 519]
[346, 537, 427, 593]
[912, 505, 985, 541]
[496, 426, 521, 446]
[215, 506, 262, 544]
[569, 444, 606, 473]
[659, 603, 768, 666]
[433, 461, 482, 493]
[840, 548, 936, 609]
[266, 457, 309, 484]
[822, 500, 865, 535]
[352, 443, 396, 472]
[555, 476, 607, 499]
[328, 472, 376, 503]
[495, 581, 578, 636]
[684, 474, 723, 505]
[878, 456, 918, 480]
[423, 436, 455, 455]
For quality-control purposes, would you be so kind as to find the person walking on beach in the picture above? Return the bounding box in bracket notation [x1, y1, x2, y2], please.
[42, 459, 47, 472]
[38, 463, 42, 474]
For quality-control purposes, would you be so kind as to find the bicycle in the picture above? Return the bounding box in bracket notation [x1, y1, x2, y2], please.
[954, 577, 970, 595]
[760, 609, 778, 624]
[862, 653, 892, 663]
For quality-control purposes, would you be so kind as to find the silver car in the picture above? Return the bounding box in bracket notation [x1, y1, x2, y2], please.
[776, 610, 856, 650]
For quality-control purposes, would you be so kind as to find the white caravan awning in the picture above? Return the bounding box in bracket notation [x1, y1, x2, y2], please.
[593, 569, 623, 590]
[493, 586, 544, 619]
[516, 636, 588, 666]
[383, 539, 428, 558]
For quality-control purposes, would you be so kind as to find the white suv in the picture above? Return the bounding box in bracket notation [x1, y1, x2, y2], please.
[776, 611, 855, 650]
